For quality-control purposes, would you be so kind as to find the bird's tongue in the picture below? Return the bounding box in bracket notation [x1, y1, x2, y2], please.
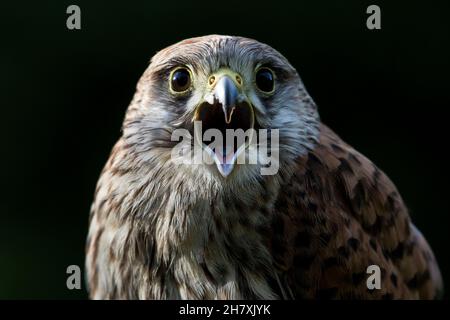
[213, 146, 237, 177]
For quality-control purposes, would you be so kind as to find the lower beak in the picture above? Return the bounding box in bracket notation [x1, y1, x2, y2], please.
[194, 74, 254, 177]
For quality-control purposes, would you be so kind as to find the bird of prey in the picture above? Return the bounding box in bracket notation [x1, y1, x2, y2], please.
[86, 35, 443, 299]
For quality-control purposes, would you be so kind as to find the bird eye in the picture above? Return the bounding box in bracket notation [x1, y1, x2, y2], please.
[255, 68, 275, 93]
[170, 67, 192, 93]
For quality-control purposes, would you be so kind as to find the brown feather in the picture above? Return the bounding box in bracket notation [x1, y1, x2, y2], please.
[270, 124, 443, 299]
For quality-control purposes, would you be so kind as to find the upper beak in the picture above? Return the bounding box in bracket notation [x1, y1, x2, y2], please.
[212, 75, 239, 124]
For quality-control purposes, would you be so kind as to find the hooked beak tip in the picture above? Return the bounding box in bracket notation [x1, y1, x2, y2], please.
[214, 75, 239, 123]
[224, 106, 235, 124]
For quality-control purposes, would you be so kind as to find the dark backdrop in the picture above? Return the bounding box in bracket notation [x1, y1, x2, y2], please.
[1, 0, 449, 299]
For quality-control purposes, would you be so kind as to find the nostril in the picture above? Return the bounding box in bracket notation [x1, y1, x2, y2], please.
[235, 75, 242, 85]
[209, 76, 216, 86]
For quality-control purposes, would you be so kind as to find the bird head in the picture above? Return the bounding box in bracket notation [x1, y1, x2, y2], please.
[123, 35, 320, 181]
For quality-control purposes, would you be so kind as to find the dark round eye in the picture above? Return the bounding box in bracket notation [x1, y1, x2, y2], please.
[170, 68, 191, 92]
[255, 68, 274, 93]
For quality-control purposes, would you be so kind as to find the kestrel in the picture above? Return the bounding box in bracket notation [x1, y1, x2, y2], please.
[86, 35, 443, 299]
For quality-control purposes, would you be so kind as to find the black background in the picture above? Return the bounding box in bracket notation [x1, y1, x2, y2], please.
[1, 0, 449, 299]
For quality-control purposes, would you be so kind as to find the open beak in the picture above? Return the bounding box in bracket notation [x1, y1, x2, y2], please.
[194, 71, 255, 177]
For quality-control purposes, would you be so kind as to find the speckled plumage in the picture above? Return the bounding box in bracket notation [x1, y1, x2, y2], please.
[86, 35, 442, 299]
